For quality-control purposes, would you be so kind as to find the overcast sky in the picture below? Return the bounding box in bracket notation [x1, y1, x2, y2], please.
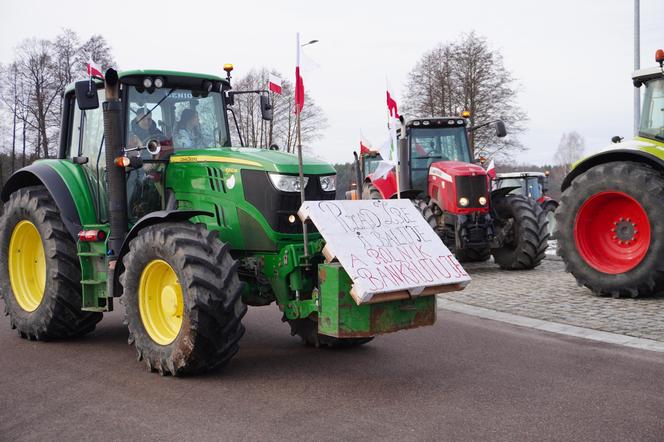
[1, 0, 662, 166]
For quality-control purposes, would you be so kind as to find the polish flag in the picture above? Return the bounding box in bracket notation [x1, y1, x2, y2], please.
[486, 159, 497, 179]
[360, 133, 373, 155]
[386, 89, 399, 119]
[87, 58, 104, 79]
[268, 74, 282, 95]
[294, 33, 305, 114]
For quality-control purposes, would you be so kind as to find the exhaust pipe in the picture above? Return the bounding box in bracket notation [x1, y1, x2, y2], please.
[102, 68, 128, 272]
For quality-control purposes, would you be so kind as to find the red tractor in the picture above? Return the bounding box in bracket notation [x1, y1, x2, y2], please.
[494, 171, 559, 235]
[359, 117, 549, 269]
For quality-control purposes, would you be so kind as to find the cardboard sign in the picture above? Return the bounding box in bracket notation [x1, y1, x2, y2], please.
[299, 199, 470, 304]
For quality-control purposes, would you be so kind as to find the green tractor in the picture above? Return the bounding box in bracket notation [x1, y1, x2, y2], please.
[0, 67, 438, 375]
[556, 49, 664, 297]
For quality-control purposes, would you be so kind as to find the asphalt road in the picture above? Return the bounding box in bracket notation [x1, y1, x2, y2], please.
[1, 304, 663, 441]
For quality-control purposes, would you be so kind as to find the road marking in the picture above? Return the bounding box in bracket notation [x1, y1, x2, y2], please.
[437, 298, 664, 353]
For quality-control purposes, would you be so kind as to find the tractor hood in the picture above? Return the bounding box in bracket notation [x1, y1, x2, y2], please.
[430, 160, 487, 179]
[169, 147, 336, 175]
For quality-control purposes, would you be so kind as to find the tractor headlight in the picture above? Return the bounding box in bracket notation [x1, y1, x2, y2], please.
[478, 196, 487, 206]
[320, 175, 336, 192]
[268, 173, 309, 192]
[458, 197, 469, 207]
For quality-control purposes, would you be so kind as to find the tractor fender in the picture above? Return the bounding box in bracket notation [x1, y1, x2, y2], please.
[1, 163, 82, 239]
[391, 189, 422, 199]
[561, 149, 664, 191]
[490, 186, 519, 201]
[112, 209, 213, 296]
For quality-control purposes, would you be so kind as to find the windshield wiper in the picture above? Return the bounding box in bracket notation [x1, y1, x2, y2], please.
[135, 88, 176, 125]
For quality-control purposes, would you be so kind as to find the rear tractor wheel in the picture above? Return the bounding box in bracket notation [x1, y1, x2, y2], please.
[555, 162, 664, 297]
[491, 194, 549, 270]
[120, 222, 247, 375]
[0, 186, 102, 340]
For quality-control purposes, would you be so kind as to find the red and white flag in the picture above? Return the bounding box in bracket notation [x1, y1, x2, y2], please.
[294, 33, 305, 114]
[268, 74, 282, 95]
[486, 159, 496, 179]
[87, 58, 104, 79]
[360, 132, 373, 154]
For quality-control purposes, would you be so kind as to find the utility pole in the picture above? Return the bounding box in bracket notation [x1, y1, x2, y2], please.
[634, 0, 640, 135]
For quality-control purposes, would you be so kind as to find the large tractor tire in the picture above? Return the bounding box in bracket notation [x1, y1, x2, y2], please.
[541, 200, 559, 238]
[555, 162, 664, 298]
[413, 198, 437, 229]
[0, 186, 102, 340]
[362, 182, 382, 200]
[491, 194, 549, 270]
[288, 317, 373, 348]
[120, 222, 246, 376]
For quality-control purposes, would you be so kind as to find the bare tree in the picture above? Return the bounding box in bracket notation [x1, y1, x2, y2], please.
[403, 32, 527, 160]
[231, 68, 327, 153]
[554, 131, 585, 175]
[77, 35, 116, 73]
[0, 31, 116, 164]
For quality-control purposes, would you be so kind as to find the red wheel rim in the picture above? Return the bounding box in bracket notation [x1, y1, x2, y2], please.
[574, 191, 651, 274]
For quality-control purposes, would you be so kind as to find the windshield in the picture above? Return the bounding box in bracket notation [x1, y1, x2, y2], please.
[409, 127, 470, 191]
[363, 154, 382, 175]
[640, 78, 664, 141]
[495, 177, 542, 199]
[126, 86, 229, 154]
[410, 127, 471, 163]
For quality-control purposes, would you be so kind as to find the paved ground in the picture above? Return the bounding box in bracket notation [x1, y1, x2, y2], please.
[1, 305, 663, 441]
[440, 257, 664, 343]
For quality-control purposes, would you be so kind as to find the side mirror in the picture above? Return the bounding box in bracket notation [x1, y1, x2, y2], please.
[260, 95, 273, 121]
[495, 121, 507, 138]
[146, 139, 162, 156]
[74, 81, 99, 110]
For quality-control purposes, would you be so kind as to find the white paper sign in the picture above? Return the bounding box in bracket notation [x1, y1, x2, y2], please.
[299, 199, 471, 303]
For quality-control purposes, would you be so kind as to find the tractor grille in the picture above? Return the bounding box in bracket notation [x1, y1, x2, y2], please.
[206, 167, 226, 193]
[455, 175, 488, 209]
[241, 169, 336, 234]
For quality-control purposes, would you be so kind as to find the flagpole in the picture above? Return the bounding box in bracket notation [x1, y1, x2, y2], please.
[295, 32, 309, 259]
[386, 78, 401, 200]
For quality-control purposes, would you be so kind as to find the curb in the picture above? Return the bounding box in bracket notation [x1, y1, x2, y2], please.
[437, 298, 664, 353]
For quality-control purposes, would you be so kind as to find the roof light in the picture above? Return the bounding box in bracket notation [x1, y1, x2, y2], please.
[413, 121, 421, 126]
[422, 120, 430, 126]
[142, 77, 153, 88]
[154, 77, 164, 88]
[447, 120, 455, 125]
[223, 63, 234, 73]
[656, 49, 664, 65]
[461, 110, 471, 118]
[457, 119, 464, 125]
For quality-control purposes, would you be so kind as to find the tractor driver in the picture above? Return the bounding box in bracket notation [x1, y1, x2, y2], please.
[130, 107, 164, 144]
[174, 108, 204, 149]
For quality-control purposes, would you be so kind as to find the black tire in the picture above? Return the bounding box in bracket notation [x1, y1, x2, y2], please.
[120, 222, 246, 376]
[455, 247, 491, 263]
[542, 200, 559, 238]
[555, 162, 664, 298]
[0, 186, 102, 340]
[491, 194, 549, 270]
[362, 182, 382, 200]
[288, 317, 373, 348]
[413, 198, 437, 229]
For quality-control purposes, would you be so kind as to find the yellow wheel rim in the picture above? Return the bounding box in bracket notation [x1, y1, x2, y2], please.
[138, 259, 184, 345]
[8, 220, 46, 312]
